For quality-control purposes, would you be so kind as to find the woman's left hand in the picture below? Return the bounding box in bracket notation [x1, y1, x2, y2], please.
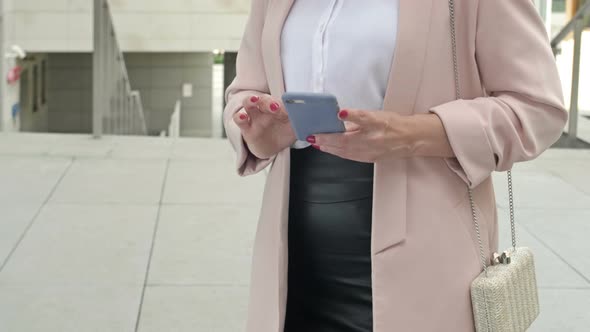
[308, 109, 415, 163]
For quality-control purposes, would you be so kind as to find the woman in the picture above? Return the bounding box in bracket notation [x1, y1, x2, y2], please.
[224, 0, 567, 331]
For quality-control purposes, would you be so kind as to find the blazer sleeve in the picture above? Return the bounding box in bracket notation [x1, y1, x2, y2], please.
[224, 0, 275, 177]
[429, 0, 568, 188]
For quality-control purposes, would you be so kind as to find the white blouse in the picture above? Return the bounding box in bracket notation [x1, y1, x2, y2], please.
[281, 0, 400, 148]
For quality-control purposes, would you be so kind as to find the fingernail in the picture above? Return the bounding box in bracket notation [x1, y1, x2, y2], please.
[270, 103, 280, 112]
[306, 136, 316, 144]
[312, 144, 320, 150]
[339, 110, 349, 119]
[239, 114, 247, 120]
[250, 96, 259, 103]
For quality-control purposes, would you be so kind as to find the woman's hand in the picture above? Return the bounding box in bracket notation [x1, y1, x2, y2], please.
[310, 109, 455, 163]
[233, 94, 297, 159]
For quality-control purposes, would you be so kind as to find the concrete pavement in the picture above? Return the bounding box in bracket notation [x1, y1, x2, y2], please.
[0, 133, 588, 332]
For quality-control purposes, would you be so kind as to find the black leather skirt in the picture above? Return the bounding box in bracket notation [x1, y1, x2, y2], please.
[284, 147, 374, 332]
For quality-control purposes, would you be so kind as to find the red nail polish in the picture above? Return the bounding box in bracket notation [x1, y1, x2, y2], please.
[306, 136, 316, 144]
[312, 144, 320, 150]
[270, 103, 280, 112]
[250, 96, 259, 103]
[239, 114, 247, 120]
[339, 110, 349, 119]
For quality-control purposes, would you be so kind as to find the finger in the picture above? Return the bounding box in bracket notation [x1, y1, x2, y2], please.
[312, 132, 348, 148]
[339, 109, 375, 128]
[344, 121, 361, 132]
[233, 110, 251, 130]
[244, 106, 263, 122]
[257, 95, 285, 116]
[242, 94, 263, 111]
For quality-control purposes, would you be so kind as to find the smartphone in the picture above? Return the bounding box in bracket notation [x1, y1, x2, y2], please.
[282, 92, 346, 141]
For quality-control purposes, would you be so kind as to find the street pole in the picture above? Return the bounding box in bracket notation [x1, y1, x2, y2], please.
[568, 16, 584, 141]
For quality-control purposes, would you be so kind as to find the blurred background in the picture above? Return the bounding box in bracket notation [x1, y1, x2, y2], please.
[0, 0, 589, 331]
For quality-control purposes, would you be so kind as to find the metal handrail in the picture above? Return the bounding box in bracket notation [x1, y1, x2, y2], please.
[92, 0, 148, 137]
[550, 2, 590, 144]
[168, 100, 181, 138]
[551, 1, 590, 48]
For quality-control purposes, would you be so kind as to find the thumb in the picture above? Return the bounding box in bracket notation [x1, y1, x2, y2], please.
[338, 109, 373, 127]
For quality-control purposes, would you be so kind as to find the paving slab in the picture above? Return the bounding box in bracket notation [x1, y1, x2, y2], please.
[0, 133, 54, 156]
[50, 158, 167, 204]
[0, 133, 588, 332]
[170, 138, 235, 161]
[162, 160, 265, 205]
[535, 160, 590, 196]
[0, 205, 39, 265]
[0, 284, 141, 332]
[0, 156, 71, 205]
[510, 208, 590, 283]
[46, 137, 114, 158]
[137, 285, 248, 332]
[540, 148, 590, 160]
[0, 204, 158, 285]
[148, 205, 259, 286]
[497, 209, 590, 289]
[492, 170, 590, 209]
[529, 289, 590, 332]
[109, 136, 174, 160]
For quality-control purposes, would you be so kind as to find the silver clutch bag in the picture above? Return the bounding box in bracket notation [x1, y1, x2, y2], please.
[447, 1, 541, 331]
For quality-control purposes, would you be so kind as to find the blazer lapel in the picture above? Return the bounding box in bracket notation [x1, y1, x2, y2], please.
[373, 0, 435, 255]
[261, 0, 295, 96]
[384, 0, 435, 115]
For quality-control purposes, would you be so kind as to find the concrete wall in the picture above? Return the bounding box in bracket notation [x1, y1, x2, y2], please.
[41, 52, 213, 136]
[3, 0, 92, 52]
[3, 0, 250, 53]
[126, 53, 214, 137]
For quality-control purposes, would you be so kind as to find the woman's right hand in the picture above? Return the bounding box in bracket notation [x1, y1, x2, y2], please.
[233, 94, 297, 159]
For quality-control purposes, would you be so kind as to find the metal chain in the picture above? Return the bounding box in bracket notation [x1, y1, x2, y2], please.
[448, 0, 518, 275]
[449, 0, 460, 101]
[448, 0, 487, 274]
[468, 187, 488, 274]
[508, 170, 517, 249]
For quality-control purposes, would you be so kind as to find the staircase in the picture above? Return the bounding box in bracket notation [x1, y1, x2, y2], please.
[551, 1, 590, 147]
[92, 0, 148, 138]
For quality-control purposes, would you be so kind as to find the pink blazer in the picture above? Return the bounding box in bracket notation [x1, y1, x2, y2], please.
[224, 0, 568, 331]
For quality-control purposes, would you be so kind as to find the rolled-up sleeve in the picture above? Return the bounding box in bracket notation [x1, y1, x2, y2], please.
[430, 0, 568, 188]
[224, 0, 275, 177]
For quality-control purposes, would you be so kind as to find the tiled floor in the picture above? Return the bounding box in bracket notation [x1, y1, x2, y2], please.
[0, 132, 588, 332]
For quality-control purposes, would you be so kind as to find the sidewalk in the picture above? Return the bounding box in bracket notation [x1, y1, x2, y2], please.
[0, 133, 589, 332]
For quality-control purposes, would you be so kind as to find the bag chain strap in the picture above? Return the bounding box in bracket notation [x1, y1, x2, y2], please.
[448, 0, 517, 276]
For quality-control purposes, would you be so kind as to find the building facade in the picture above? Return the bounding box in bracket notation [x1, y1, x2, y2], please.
[0, 0, 587, 136]
[0, 0, 250, 136]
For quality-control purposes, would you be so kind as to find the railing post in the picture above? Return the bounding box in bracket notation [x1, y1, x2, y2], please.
[568, 16, 583, 141]
[92, 0, 104, 138]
